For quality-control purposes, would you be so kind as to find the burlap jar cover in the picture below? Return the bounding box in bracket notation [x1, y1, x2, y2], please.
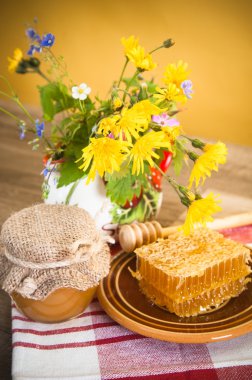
[0, 204, 111, 300]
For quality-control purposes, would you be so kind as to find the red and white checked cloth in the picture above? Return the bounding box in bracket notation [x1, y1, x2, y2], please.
[12, 225, 252, 380]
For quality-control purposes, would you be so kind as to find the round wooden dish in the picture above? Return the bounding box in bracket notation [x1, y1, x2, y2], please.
[97, 252, 252, 343]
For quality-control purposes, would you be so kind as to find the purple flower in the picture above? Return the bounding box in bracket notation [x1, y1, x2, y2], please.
[40, 33, 55, 47]
[152, 113, 180, 127]
[181, 80, 193, 99]
[27, 44, 42, 56]
[19, 122, 26, 140]
[35, 120, 45, 138]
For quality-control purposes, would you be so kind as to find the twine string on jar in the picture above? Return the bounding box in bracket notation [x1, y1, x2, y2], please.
[4, 234, 114, 270]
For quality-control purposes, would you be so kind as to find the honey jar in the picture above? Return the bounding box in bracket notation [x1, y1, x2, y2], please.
[0, 204, 110, 323]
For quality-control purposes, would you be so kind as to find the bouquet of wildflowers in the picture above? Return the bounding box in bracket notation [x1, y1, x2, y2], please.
[1, 23, 228, 234]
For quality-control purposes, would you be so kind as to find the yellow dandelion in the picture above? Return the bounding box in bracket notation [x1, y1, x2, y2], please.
[129, 131, 170, 175]
[154, 84, 187, 104]
[78, 137, 129, 183]
[164, 60, 189, 87]
[127, 46, 157, 72]
[118, 107, 149, 142]
[8, 48, 23, 73]
[182, 193, 222, 235]
[121, 35, 139, 58]
[161, 125, 181, 144]
[132, 99, 163, 120]
[189, 142, 228, 188]
[203, 142, 227, 164]
[97, 115, 121, 137]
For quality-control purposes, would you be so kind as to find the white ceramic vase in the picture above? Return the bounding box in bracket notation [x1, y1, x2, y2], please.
[43, 166, 163, 239]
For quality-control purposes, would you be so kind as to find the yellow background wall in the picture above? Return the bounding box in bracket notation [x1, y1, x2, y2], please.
[0, 0, 251, 145]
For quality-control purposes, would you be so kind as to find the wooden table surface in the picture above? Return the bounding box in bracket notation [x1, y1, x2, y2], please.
[0, 106, 252, 379]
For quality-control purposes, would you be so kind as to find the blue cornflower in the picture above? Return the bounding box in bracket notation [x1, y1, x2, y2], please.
[181, 80, 193, 99]
[26, 28, 40, 41]
[27, 44, 42, 56]
[35, 120, 45, 137]
[40, 33, 55, 47]
[42, 167, 49, 177]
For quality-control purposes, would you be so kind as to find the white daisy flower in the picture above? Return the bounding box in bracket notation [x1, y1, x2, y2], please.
[71, 83, 91, 100]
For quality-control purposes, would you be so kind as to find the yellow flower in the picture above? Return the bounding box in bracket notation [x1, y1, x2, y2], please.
[182, 193, 222, 235]
[127, 46, 157, 71]
[132, 99, 163, 120]
[164, 60, 189, 87]
[118, 107, 149, 142]
[129, 131, 170, 175]
[112, 97, 123, 110]
[8, 48, 23, 73]
[203, 142, 227, 163]
[121, 35, 139, 58]
[121, 36, 156, 71]
[161, 125, 181, 144]
[97, 115, 121, 137]
[154, 84, 187, 104]
[189, 142, 228, 188]
[78, 137, 129, 183]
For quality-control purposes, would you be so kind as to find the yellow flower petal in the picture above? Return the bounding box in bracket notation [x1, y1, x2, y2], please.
[97, 115, 121, 137]
[189, 142, 228, 188]
[129, 131, 170, 175]
[121, 36, 139, 57]
[8, 48, 23, 73]
[182, 193, 222, 235]
[154, 84, 187, 104]
[79, 137, 129, 183]
[164, 60, 189, 87]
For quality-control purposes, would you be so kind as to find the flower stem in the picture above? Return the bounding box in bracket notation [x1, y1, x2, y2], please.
[35, 68, 51, 83]
[118, 57, 129, 88]
[123, 69, 140, 101]
[0, 90, 13, 100]
[79, 100, 86, 114]
[65, 179, 80, 205]
[148, 45, 164, 55]
[0, 75, 16, 96]
[153, 161, 181, 197]
[14, 97, 35, 123]
[0, 106, 20, 122]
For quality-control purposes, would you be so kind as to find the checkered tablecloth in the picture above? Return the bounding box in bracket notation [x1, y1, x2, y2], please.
[12, 225, 252, 380]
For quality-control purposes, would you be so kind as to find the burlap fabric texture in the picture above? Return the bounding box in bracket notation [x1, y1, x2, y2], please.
[0, 204, 110, 300]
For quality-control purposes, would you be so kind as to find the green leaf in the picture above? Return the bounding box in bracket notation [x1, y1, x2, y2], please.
[110, 186, 160, 225]
[57, 161, 85, 188]
[172, 140, 185, 176]
[38, 82, 75, 121]
[106, 171, 145, 207]
[146, 80, 157, 94]
[122, 77, 139, 88]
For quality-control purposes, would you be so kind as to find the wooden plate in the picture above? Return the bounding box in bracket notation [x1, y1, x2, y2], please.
[97, 252, 252, 344]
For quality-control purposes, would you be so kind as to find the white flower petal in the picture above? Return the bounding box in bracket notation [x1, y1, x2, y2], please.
[79, 93, 87, 100]
[72, 87, 80, 99]
[85, 87, 91, 95]
[79, 83, 88, 90]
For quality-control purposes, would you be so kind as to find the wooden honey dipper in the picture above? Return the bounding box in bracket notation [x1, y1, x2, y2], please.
[118, 221, 178, 253]
[118, 212, 252, 253]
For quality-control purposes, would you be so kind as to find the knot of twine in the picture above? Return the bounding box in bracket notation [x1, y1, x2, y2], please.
[16, 277, 38, 297]
[4, 234, 114, 270]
